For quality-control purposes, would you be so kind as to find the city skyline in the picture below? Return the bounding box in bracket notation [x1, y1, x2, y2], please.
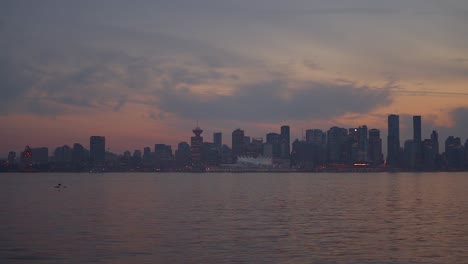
[1, 1, 468, 155]
[0, 113, 466, 159]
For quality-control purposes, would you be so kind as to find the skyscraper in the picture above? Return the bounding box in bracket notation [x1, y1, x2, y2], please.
[368, 129, 383, 165]
[431, 130, 439, 155]
[387, 114, 400, 167]
[232, 128, 245, 160]
[90, 136, 105, 165]
[413, 115, 422, 169]
[327, 127, 347, 162]
[213, 132, 222, 148]
[191, 126, 204, 170]
[280, 125, 290, 158]
[357, 125, 368, 162]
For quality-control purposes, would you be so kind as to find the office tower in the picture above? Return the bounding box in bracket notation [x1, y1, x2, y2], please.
[90, 136, 106, 164]
[154, 144, 172, 161]
[327, 127, 348, 162]
[431, 130, 439, 156]
[422, 139, 436, 171]
[368, 129, 383, 165]
[54, 145, 72, 164]
[413, 116, 422, 169]
[280, 125, 290, 158]
[306, 129, 325, 145]
[21, 145, 33, 168]
[191, 126, 204, 169]
[244, 136, 251, 145]
[213, 132, 222, 148]
[266, 132, 281, 158]
[7, 151, 16, 165]
[31, 147, 48, 164]
[232, 128, 245, 160]
[445, 136, 463, 169]
[357, 125, 368, 162]
[175, 142, 191, 168]
[72, 143, 86, 164]
[387, 114, 400, 166]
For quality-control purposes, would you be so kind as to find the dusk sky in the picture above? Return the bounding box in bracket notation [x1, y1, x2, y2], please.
[1, 0, 468, 156]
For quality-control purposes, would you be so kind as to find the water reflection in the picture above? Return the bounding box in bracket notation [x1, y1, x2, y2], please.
[0, 172, 468, 263]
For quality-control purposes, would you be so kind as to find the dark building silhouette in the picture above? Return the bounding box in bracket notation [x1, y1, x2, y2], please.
[213, 132, 222, 148]
[445, 136, 464, 170]
[291, 139, 315, 169]
[327, 127, 347, 163]
[280, 125, 290, 158]
[7, 151, 16, 166]
[154, 144, 172, 161]
[413, 116, 422, 170]
[143, 147, 152, 162]
[387, 114, 400, 167]
[232, 128, 245, 160]
[246, 137, 263, 157]
[175, 142, 191, 169]
[266, 132, 281, 158]
[202, 142, 221, 167]
[403, 139, 414, 169]
[72, 143, 87, 166]
[431, 130, 439, 156]
[191, 126, 204, 170]
[21, 146, 33, 169]
[306, 129, 326, 163]
[368, 129, 383, 165]
[54, 145, 73, 170]
[90, 136, 106, 165]
[422, 138, 436, 171]
[357, 125, 368, 162]
[31, 147, 48, 164]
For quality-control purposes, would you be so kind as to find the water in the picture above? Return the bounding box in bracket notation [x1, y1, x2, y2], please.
[1, 172, 468, 263]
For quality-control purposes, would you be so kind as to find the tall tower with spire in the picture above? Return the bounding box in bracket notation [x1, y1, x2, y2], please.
[190, 125, 204, 171]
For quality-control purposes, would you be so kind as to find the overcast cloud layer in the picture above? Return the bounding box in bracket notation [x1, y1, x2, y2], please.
[1, 0, 468, 153]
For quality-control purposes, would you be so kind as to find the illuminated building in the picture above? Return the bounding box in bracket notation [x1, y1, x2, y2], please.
[21, 146, 33, 169]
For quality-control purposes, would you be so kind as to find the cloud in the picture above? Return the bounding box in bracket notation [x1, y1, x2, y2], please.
[156, 79, 392, 122]
[0, 21, 251, 116]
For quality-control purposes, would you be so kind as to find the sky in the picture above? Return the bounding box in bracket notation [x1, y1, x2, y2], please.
[1, 0, 468, 156]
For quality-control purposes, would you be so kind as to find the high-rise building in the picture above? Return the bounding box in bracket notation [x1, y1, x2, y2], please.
[387, 114, 400, 167]
[54, 145, 72, 164]
[213, 132, 222, 148]
[413, 116, 422, 170]
[21, 146, 33, 169]
[232, 128, 245, 160]
[306, 129, 325, 145]
[31, 147, 48, 164]
[327, 127, 347, 162]
[357, 125, 368, 162]
[90, 136, 106, 164]
[280, 125, 290, 158]
[7, 151, 16, 166]
[266, 132, 281, 158]
[191, 126, 204, 170]
[72, 143, 86, 165]
[368, 129, 383, 165]
[175, 142, 191, 168]
[431, 130, 439, 156]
